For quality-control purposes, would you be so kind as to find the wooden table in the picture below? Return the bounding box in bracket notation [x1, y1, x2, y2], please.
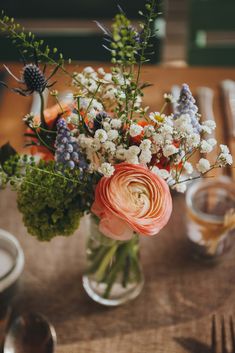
[0, 64, 235, 353]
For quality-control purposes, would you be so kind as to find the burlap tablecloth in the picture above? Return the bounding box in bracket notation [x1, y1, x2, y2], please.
[0, 187, 235, 352]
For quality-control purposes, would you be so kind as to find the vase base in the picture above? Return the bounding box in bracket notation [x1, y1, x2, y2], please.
[82, 275, 144, 306]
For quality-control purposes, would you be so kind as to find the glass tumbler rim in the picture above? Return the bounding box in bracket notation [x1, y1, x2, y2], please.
[186, 176, 235, 224]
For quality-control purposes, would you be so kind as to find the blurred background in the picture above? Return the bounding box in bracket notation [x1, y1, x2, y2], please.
[0, 0, 235, 66]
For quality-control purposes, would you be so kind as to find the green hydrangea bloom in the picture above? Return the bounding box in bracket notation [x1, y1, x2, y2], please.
[17, 161, 91, 241]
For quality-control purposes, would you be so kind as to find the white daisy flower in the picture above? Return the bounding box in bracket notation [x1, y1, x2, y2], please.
[149, 112, 165, 123]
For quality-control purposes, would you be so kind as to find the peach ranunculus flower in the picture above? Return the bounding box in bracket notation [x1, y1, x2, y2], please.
[91, 162, 172, 240]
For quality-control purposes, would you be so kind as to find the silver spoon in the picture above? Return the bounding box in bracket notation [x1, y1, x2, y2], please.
[3, 312, 57, 353]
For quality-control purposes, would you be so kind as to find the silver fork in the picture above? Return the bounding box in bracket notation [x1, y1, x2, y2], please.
[211, 315, 235, 353]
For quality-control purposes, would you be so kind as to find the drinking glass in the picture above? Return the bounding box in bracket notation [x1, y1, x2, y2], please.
[186, 177, 235, 260]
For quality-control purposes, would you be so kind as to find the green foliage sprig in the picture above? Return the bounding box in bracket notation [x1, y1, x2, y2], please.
[0, 12, 95, 93]
[105, 0, 159, 122]
[0, 154, 100, 240]
[110, 13, 140, 66]
[138, 0, 159, 64]
[0, 11, 65, 66]
[109, 0, 159, 66]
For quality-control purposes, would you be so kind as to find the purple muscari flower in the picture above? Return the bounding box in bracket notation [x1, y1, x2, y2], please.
[174, 84, 202, 133]
[55, 118, 87, 170]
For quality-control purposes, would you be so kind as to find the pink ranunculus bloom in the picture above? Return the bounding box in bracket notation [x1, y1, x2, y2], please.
[91, 162, 173, 240]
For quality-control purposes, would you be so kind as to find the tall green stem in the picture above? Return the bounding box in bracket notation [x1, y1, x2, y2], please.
[39, 92, 46, 128]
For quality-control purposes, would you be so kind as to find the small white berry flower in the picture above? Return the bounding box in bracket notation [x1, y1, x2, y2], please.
[110, 118, 122, 129]
[98, 163, 115, 177]
[103, 121, 111, 132]
[67, 113, 80, 125]
[174, 182, 187, 193]
[218, 146, 233, 166]
[129, 124, 143, 137]
[83, 66, 94, 74]
[90, 139, 101, 151]
[140, 139, 152, 151]
[164, 93, 176, 103]
[107, 129, 119, 141]
[220, 144, 230, 154]
[128, 145, 140, 155]
[207, 138, 217, 147]
[163, 144, 178, 157]
[139, 150, 152, 164]
[94, 129, 108, 143]
[203, 120, 216, 130]
[103, 73, 113, 82]
[116, 148, 126, 160]
[103, 141, 116, 153]
[98, 67, 105, 75]
[196, 158, 211, 173]
[184, 161, 193, 175]
[187, 133, 200, 148]
[125, 155, 139, 164]
[144, 125, 155, 137]
[200, 140, 213, 153]
[152, 166, 170, 179]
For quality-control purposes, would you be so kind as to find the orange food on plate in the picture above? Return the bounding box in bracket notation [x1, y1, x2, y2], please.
[27, 102, 72, 160]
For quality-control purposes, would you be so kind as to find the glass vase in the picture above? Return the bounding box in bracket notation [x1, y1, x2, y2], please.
[82, 215, 144, 306]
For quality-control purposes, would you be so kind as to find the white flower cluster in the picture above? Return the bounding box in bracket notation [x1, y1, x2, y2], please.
[69, 68, 233, 191]
[218, 144, 233, 166]
[72, 66, 142, 114]
[76, 112, 232, 187]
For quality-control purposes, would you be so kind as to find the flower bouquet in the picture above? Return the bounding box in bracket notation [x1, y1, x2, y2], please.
[0, 2, 232, 305]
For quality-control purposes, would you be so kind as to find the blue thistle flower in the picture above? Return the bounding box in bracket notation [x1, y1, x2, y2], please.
[55, 118, 86, 170]
[174, 84, 201, 132]
[93, 111, 109, 131]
